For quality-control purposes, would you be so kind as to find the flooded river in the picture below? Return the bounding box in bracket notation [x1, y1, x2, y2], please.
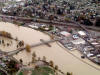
[0, 22, 100, 75]
[0, 37, 17, 52]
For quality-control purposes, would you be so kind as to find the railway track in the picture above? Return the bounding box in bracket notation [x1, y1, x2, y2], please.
[0, 15, 100, 32]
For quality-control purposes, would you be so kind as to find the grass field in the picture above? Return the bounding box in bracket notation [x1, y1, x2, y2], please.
[18, 66, 55, 75]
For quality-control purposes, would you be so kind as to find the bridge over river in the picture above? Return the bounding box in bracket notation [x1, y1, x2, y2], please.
[7, 39, 59, 56]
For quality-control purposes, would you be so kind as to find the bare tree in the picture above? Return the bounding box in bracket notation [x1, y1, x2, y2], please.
[32, 52, 36, 58]
[38, 57, 41, 61]
[42, 56, 46, 62]
[32, 52, 37, 63]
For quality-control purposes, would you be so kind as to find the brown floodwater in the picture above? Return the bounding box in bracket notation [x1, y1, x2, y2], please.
[0, 37, 17, 52]
[0, 22, 100, 75]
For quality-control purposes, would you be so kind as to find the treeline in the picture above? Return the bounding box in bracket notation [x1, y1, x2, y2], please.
[0, 31, 12, 39]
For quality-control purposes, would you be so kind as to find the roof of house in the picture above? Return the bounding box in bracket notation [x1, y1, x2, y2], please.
[71, 38, 85, 44]
[78, 31, 86, 36]
[60, 31, 71, 37]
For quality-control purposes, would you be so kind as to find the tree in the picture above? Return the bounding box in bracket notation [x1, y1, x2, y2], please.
[49, 60, 54, 67]
[38, 57, 41, 61]
[54, 65, 58, 70]
[95, 18, 100, 27]
[70, 72, 73, 75]
[66, 72, 72, 75]
[0, 31, 12, 38]
[19, 59, 23, 64]
[83, 19, 93, 26]
[32, 56, 35, 63]
[65, 17, 71, 22]
[25, 44, 31, 52]
[42, 56, 46, 62]
[2, 40, 4, 44]
[32, 52, 37, 62]
[18, 41, 24, 47]
[32, 52, 36, 63]
[54, 65, 59, 75]
[7, 60, 19, 74]
[32, 52, 36, 58]
[21, 40, 24, 46]
[48, 15, 54, 23]
[15, 37, 18, 41]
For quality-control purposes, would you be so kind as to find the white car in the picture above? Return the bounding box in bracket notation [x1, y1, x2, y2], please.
[83, 48, 87, 51]
[92, 42, 99, 45]
[87, 53, 94, 57]
[29, 25, 39, 29]
[97, 54, 100, 58]
[84, 51, 87, 54]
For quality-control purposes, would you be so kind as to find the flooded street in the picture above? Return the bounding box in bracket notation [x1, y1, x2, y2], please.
[0, 22, 100, 75]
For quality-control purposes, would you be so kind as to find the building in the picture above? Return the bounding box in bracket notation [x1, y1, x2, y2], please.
[0, 0, 16, 2]
[0, 0, 23, 2]
[71, 38, 86, 45]
[0, 0, 7, 2]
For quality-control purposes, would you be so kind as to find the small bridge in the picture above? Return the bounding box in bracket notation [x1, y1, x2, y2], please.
[7, 39, 59, 56]
[40, 39, 51, 47]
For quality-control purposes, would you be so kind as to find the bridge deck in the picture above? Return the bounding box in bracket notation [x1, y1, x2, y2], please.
[7, 39, 58, 56]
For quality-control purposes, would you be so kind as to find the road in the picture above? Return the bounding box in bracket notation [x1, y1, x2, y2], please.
[0, 15, 100, 32]
[7, 39, 58, 56]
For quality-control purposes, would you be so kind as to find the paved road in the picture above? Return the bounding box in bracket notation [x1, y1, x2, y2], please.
[7, 39, 58, 56]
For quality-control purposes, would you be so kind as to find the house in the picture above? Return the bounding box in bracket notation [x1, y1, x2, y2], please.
[60, 31, 73, 41]
[60, 31, 72, 37]
[71, 38, 86, 45]
[78, 31, 86, 36]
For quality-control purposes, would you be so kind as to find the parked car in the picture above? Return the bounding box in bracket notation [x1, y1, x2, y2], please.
[64, 43, 75, 50]
[87, 53, 94, 57]
[97, 54, 100, 58]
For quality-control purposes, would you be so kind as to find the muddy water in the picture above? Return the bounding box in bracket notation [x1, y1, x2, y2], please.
[0, 22, 50, 45]
[0, 22, 100, 75]
[0, 37, 17, 52]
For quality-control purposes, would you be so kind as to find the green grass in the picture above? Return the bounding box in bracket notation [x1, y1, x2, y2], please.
[18, 66, 55, 75]
[0, 73, 2, 75]
[31, 66, 55, 75]
[18, 71, 23, 75]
